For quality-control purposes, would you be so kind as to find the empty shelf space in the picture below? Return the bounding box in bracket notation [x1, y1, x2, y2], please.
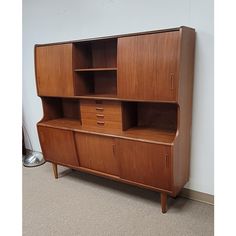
[74, 68, 117, 72]
[122, 127, 176, 144]
[38, 118, 82, 130]
[74, 70, 117, 96]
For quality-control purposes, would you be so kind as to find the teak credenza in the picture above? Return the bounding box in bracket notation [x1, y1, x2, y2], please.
[35, 26, 195, 213]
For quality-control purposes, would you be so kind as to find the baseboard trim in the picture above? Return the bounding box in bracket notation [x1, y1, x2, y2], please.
[180, 188, 214, 205]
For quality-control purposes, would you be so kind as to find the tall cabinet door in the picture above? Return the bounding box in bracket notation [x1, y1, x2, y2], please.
[117, 31, 180, 101]
[116, 139, 171, 191]
[38, 126, 79, 166]
[35, 43, 74, 96]
[74, 133, 119, 176]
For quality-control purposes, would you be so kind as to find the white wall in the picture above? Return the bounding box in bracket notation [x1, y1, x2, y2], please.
[23, 0, 214, 195]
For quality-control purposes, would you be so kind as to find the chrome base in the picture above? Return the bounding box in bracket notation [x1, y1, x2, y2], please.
[23, 150, 45, 167]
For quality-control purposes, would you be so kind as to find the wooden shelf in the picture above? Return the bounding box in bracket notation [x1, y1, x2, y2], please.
[74, 68, 117, 72]
[38, 118, 176, 145]
[39, 118, 82, 130]
[123, 126, 176, 144]
[77, 94, 117, 100]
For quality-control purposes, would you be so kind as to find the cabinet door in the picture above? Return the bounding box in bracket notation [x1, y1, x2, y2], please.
[75, 133, 119, 176]
[116, 139, 171, 190]
[117, 32, 180, 101]
[35, 44, 74, 96]
[38, 126, 79, 166]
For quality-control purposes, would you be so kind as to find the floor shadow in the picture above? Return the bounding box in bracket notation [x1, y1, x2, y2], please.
[60, 167, 160, 203]
[58, 166, 190, 211]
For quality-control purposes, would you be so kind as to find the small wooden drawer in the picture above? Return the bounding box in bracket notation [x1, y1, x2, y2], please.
[81, 112, 122, 122]
[80, 99, 123, 132]
[82, 119, 122, 132]
[80, 100, 122, 115]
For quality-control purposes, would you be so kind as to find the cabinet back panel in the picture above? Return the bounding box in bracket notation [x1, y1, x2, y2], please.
[137, 103, 177, 131]
[91, 39, 117, 68]
[62, 99, 80, 120]
[94, 71, 117, 95]
[73, 43, 92, 69]
[74, 72, 95, 95]
[74, 39, 117, 69]
[41, 97, 63, 121]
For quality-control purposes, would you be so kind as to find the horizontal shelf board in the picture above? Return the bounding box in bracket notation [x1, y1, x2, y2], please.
[39, 118, 82, 130]
[77, 94, 118, 100]
[38, 118, 176, 145]
[74, 68, 117, 72]
[39, 95, 178, 104]
[124, 126, 176, 144]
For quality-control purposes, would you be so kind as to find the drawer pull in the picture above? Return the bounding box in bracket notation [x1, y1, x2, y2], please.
[97, 121, 105, 125]
[96, 107, 104, 111]
[96, 114, 104, 118]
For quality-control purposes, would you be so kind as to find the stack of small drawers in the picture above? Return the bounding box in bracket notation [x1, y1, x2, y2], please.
[80, 100, 123, 132]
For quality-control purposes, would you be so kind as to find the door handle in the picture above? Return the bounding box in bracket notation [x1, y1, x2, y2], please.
[165, 154, 169, 169]
[170, 73, 174, 90]
[112, 144, 116, 156]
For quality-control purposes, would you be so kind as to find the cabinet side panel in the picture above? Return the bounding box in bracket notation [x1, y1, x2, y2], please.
[173, 27, 196, 196]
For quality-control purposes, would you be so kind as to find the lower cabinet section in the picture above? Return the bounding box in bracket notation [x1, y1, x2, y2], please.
[38, 126, 79, 166]
[116, 139, 171, 191]
[38, 126, 171, 191]
[74, 133, 119, 176]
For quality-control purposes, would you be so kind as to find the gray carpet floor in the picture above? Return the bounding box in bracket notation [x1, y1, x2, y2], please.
[23, 163, 214, 236]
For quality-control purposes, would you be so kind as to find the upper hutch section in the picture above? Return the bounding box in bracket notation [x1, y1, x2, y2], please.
[35, 26, 195, 102]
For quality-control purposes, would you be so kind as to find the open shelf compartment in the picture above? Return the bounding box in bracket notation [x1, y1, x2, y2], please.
[121, 102, 178, 143]
[74, 70, 117, 96]
[73, 38, 117, 69]
[39, 97, 81, 128]
[73, 38, 117, 97]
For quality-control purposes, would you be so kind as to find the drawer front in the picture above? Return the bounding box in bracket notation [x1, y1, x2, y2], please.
[81, 111, 122, 122]
[80, 100, 122, 115]
[82, 119, 122, 132]
[80, 99, 123, 132]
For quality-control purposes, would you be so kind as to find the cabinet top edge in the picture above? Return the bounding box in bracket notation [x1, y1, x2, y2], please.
[35, 26, 195, 47]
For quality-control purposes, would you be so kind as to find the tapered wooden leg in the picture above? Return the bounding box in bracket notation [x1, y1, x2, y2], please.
[52, 163, 58, 179]
[161, 192, 167, 213]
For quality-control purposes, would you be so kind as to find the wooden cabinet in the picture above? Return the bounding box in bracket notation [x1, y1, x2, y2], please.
[74, 133, 119, 176]
[35, 26, 195, 213]
[116, 139, 171, 190]
[35, 44, 74, 96]
[117, 31, 180, 101]
[37, 126, 79, 166]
